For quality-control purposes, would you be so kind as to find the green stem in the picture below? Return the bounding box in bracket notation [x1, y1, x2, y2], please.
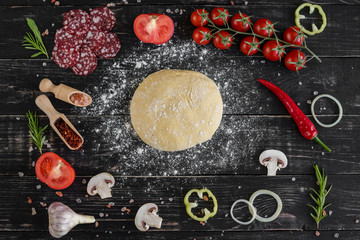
[312, 136, 331, 152]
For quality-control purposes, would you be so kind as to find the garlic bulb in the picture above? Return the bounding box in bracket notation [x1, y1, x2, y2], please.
[48, 202, 95, 238]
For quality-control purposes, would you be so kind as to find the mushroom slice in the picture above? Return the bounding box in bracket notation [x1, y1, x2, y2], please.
[259, 150, 288, 176]
[87, 172, 115, 199]
[135, 203, 163, 232]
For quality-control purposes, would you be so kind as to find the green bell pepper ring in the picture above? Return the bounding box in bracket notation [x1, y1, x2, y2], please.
[295, 3, 327, 36]
[184, 188, 218, 222]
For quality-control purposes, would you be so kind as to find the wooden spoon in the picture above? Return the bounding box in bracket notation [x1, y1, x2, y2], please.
[35, 94, 84, 150]
[39, 78, 92, 107]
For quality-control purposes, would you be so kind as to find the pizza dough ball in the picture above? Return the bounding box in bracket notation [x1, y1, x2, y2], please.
[130, 70, 223, 151]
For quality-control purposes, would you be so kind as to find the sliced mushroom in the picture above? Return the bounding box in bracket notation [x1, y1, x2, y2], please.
[135, 203, 163, 232]
[259, 150, 288, 176]
[87, 173, 115, 199]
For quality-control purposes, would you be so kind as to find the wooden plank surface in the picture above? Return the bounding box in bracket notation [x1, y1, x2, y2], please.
[0, 5, 360, 59]
[1, 0, 359, 239]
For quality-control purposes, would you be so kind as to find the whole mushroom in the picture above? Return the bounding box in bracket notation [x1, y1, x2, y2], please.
[87, 172, 115, 199]
[259, 150, 288, 176]
[134, 203, 163, 231]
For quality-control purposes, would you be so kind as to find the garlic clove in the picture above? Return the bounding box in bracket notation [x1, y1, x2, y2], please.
[48, 202, 95, 238]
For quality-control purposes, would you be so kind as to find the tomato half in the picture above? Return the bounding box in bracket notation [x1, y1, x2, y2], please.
[213, 31, 233, 50]
[253, 18, 274, 37]
[240, 36, 260, 56]
[210, 7, 230, 26]
[283, 26, 304, 46]
[192, 27, 212, 45]
[262, 40, 285, 61]
[284, 50, 306, 71]
[231, 12, 251, 32]
[191, 9, 209, 27]
[133, 14, 174, 44]
[35, 152, 75, 190]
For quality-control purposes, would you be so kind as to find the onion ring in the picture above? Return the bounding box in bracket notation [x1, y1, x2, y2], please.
[311, 94, 343, 128]
[230, 199, 257, 225]
[248, 189, 282, 222]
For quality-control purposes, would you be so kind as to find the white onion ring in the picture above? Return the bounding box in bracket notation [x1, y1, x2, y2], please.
[248, 189, 282, 222]
[230, 199, 257, 225]
[311, 94, 343, 128]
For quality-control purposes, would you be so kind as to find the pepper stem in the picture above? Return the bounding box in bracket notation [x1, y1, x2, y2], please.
[313, 136, 331, 152]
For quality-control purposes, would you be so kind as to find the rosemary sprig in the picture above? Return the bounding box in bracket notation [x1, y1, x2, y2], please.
[22, 18, 49, 58]
[199, 10, 321, 63]
[26, 111, 48, 154]
[307, 165, 332, 229]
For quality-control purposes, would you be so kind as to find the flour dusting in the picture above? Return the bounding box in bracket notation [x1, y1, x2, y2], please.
[76, 40, 263, 176]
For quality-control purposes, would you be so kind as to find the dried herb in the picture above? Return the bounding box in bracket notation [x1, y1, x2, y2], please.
[22, 18, 49, 58]
[26, 110, 48, 154]
[308, 165, 332, 229]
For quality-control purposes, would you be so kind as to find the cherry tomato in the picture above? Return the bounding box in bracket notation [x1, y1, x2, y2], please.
[210, 7, 230, 26]
[134, 13, 174, 44]
[213, 31, 233, 50]
[35, 152, 75, 190]
[284, 50, 306, 71]
[262, 40, 285, 61]
[231, 12, 251, 32]
[254, 18, 274, 37]
[192, 27, 212, 45]
[240, 36, 260, 56]
[191, 9, 209, 27]
[283, 26, 304, 46]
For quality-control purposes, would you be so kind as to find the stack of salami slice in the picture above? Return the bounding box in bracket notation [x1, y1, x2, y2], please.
[52, 7, 121, 76]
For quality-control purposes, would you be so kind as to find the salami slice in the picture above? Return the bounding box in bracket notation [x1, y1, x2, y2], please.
[82, 25, 106, 53]
[95, 33, 121, 59]
[63, 9, 90, 36]
[54, 28, 83, 50]
[52, 45, 80, 69]
[71, 47, 98, 76]
[90, 7, 116, 32]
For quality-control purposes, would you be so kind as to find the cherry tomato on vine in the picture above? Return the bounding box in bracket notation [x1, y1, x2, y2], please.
[254, 18, 274, 37]
[284, 50, 306, 71]
[231, 12, 251, 32]
[262, 40, 285, 61]
[213, 31, 233, 50]
[210, 7, 230, 26]
[283, 26, 304, 46]
[191, 9, 209, 27]
[240, 36, 260, 56]
[134, 14, 174, 44]
[192, 27, 212, 45]
[35, 152, 75, 190]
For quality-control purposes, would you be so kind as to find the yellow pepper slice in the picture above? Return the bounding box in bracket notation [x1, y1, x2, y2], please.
[184, 188, 218, 222]
[295, 3, 327, 36]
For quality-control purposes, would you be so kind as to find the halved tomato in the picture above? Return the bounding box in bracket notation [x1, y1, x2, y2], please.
[133, 13, 174, 45]
[35, 152, 75, 190]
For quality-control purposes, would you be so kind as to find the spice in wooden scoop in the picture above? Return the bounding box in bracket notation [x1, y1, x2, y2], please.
[69, 93, 91, 106]
[54, 118, 82, 149]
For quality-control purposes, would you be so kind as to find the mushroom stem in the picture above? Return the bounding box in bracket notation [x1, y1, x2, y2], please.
[77, 214, 96, 224]
[265, 157, 279, 176]
[143, 211, 163, 229]
[97, 182, 112, 199]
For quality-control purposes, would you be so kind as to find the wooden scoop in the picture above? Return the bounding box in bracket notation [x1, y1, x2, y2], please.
[35, 94, 84, 150]
[39, 78, 92, 107]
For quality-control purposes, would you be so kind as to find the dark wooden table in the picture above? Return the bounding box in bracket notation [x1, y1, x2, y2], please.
[1, 0, 360, 239]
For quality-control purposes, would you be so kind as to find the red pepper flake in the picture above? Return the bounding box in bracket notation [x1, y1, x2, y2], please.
[51, 0, 55, 2]
[107, 204, 112, 208]
[203, 195, 209, 201]
[230, 0, 234, 5]
[55, 191, 63, 197]
[322, 210, 326, 216]
[95, 221, 99, 227]
[315, 231, 320, 236]
[54, 118, 82, 149]
[126, 208, 131, 213]
[199, 221, 205, 226]
[85, 194, 89, 198]
[27, 198, 32, 204]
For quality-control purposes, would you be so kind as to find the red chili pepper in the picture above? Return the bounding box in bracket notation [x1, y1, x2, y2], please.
[258, 79, 331, 152]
